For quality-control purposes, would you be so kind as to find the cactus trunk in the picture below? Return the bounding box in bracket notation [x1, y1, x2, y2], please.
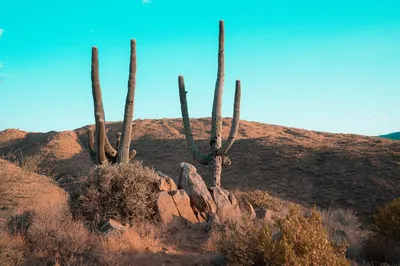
[210, 20, 225, 187]
[117, 39, 137, 163]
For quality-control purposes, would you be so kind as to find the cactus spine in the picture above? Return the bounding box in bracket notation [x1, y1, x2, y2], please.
[178, 20, 242, 187]
[88, 40, 137, 164]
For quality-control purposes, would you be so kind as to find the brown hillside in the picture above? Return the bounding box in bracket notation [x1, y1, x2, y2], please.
[1, 118, 399, 222]
[0, 158, 68, 223]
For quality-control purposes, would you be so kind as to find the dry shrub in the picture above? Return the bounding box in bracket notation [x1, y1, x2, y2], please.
[372, 198, 400, 242]
[364, 198, 400, 264]
[25, 206, 100, 265]
[235, 190, 276, 210]
[0, 232, 27, 266]
[18, 153, 41, 173]
[7, 211, 34, 236]
[101, 222, 161, 255]
[216, 206, 350, 266]
[71, 161, 159, 228]
[0, 171, 20, 208]
[321, 208, 368, 258]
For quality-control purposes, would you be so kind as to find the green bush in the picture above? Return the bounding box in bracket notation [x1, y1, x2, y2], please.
[365, 198, 400, 264]
[71, 161, 159, 228]
[372, 198, 400, 242]
[217, 206, 350, 266]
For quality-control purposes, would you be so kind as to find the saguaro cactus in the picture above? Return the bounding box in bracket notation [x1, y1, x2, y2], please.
[178, 20, 242, 187]
[88, 39, 137, 164]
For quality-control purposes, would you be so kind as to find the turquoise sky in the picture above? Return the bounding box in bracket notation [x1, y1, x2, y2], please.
[0, 0, 399, 136]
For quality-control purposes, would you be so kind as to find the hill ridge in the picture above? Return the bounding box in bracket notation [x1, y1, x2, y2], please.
[1, 118, 399, 222]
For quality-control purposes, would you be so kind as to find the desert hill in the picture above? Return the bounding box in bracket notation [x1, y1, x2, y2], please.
[380, 132, 400, 141]
[1, 118, 399, 222]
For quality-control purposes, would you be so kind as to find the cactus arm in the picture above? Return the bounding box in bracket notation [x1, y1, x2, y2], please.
[178, 75, 212, 165]
[217, 80, 241, 156]
[96, 115, 107, 165]
[117, 39, 137, 163]
[91, 47, 118, 158]
[129, 149, 136, 161]
[116, 132, 122, 153]
[87, 127, 97, 164]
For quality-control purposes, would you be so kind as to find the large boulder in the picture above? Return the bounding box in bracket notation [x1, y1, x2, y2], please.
[178, 163, 217, 215]
[156, 191, 184, 228]
[170, 189, 199, 224]
[209, 186, 242, 222]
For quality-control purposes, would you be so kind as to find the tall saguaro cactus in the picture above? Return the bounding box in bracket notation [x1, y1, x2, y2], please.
[178, 20, 242, 187]
[88, 39, 137, 164]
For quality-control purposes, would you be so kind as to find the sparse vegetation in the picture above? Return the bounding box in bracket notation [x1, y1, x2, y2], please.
[364, 198, 400, 264]
[24, 207, 99, 265]
[321, 208, 368, 259]
[215, 206, 350, 265]
[71, 161, 159, 228]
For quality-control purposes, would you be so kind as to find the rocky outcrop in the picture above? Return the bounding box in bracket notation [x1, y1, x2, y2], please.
[209, 186, 242, 222]
[178, 162, 217, 215]
[170, 189, 199, 224]
[156, 171, 178, 192]
[156, 191, 184, 228]
[155, 163, 256, 228]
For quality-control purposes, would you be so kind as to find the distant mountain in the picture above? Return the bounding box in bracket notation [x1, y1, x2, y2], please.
[379, 132, 400, 140]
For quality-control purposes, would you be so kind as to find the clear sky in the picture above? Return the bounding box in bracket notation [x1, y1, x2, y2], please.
[0, 0, 399, 136]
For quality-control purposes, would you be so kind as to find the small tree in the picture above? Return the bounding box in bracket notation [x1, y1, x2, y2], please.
[178, 20, 242, 187]
[88, 39, 137, 164]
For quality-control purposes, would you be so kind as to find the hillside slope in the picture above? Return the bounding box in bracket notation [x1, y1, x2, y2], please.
[380, 132, 400, 140]
[1, 118, 399, 222]
[0, 158, 68, 223]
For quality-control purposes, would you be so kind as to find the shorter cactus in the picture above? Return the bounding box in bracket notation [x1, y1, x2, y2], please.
[88, 40, 137, 164]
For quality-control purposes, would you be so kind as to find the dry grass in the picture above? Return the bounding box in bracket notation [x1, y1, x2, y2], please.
[0, 232, 27, 266]
[100, 222, 162, 254]
[24, 206, 98, 265]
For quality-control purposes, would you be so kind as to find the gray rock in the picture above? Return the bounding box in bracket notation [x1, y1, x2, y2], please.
[209, 186, 242, 222]
[178, 163, 217, 215]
